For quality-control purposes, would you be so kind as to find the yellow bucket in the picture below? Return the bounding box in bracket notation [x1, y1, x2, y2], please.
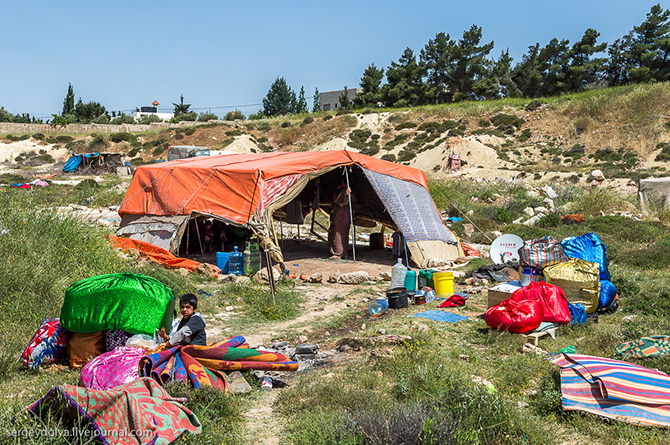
[433, 272, 454, 297]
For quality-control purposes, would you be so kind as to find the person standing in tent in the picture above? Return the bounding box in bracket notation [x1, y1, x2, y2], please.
[328, 179, 355, 259]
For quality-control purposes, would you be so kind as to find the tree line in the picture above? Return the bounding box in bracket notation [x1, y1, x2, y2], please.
[349, 4, 669, 108]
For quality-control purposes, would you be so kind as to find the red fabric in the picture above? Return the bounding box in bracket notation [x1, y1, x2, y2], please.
[510, 281, 570, 324]
[460, 242, 480, 257]
[484, 298, 544, 333]
[109, 236, 219, 277]
[439, 295, 466, 307]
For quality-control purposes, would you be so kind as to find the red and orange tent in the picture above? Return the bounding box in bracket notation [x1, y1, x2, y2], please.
[116, 150, 459, 267]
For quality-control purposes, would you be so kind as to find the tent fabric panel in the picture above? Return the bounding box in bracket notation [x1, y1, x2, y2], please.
[116, 214, 189, 253]
[62, 155, 83, 172]
[639, 177, 670, 212]
[361, 168, 456, 244]
[407, 241, 460, 268]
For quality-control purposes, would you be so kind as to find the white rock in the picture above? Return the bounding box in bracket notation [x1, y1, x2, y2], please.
[540, 186, 558, 199]
[523, 214, 544, 226]
[527, 190, 540, 198]
[512, 217, 524, 224]
[523, 207, 535, 217]
[535, 206, 549, 214]
[543, 197, 555, 210]
[338, 271, 371, 284]
[591, 169, 605, 181]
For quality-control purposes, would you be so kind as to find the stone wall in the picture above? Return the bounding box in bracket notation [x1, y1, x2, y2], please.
[0, 120, 231, 135]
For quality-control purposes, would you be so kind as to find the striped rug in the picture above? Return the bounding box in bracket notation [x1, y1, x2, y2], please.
[549, 353, 670, 427]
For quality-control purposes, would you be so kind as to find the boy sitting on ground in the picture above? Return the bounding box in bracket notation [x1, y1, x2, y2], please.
[167, 294, 207, 346]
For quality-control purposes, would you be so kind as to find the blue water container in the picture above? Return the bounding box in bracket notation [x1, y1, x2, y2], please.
[229, 246, 244, 276]
[216, 252, 229, 274]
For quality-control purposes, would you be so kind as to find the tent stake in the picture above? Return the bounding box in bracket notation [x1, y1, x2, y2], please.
[345, 168, 356, 262]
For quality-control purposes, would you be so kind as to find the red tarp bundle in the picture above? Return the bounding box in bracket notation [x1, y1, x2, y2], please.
[510, 281, 570, 324]
[109, 236, 218, 276]
[484, 298, 544, 333]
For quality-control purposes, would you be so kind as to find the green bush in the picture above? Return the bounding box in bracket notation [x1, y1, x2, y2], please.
[448, 128, 464, 137]
[397, 149, 416, 162]
[395, 121, 416, 131]
[281, 121, 293, 128]
[302, 116, 314, 125]
[197, 111, 219, 122]
[32, 133, 45, 140]
[382, 154, 396, 162]
[323, 115, 333, 121]
[130, 157, 146, 167]
[0, 173, 26, 184]
[478, 118, 490, 128]
[137, 114, 163, 124]
[55, 135, 74, 143]
[491, 114, 524, 129]
[128, 147, 141, 157]
[655, 142, 670, 162]
[171, 112, 197, 122]
[109, 132, 137, 143]
[224, 110, 246, 121]
[518, 128, 532, 143]
[111, 114, 135, 124]
[185, 128, 196, 136]
[152, 145, 166, 156]
[225, 129, 244, 137]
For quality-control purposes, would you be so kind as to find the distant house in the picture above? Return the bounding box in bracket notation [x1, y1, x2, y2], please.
[319, 88, 363, 111]
[130, 102, 174, 122]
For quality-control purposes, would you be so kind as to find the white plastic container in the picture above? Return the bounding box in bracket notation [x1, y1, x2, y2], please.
[390, 258, 407, 289]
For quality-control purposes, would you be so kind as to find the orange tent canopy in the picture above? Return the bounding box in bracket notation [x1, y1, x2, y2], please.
[118, 150, 430, 226]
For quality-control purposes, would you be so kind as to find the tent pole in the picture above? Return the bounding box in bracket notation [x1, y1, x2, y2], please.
[265, 249, 276, 304]
[280, 209, 284, 251]
[186, 219, 190, 256]
[344, 167, 356, 262]
[194, 217, 205, 258]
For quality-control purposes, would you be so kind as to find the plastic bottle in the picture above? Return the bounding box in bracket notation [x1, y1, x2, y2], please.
[404, 269, 417, 292]
[243, 243, 252, 276]
[390, 258, 407, 289]
[368, 298, 389, 317]
[229, 246, 244, 276]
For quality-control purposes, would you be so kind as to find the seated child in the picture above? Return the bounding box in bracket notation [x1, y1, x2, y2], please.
[168, 294, 207, 346]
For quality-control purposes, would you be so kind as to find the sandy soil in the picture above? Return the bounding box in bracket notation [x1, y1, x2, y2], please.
[0, 140, 68, 173]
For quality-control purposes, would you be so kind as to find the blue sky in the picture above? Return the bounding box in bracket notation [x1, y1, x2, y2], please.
[1, 1, 667, 120]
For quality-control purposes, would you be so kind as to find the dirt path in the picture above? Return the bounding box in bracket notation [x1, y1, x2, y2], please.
[242, 391, 282, 445]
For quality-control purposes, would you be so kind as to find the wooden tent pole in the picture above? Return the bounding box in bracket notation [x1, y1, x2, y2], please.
[344, 167, 356, 262]
[193, 217, 205, 257]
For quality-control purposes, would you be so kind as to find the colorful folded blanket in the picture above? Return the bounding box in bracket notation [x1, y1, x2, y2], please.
[140, 335, 299, 392]
[27, 377, 201, 445]
[550, 353, 670, 427]
[615, 336, 670, 360]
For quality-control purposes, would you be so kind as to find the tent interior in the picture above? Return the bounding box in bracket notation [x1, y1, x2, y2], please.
[168, 165, 457, 269]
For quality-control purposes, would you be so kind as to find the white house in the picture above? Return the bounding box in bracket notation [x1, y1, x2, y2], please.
[319, 88, 363, 111]
[129, 103, 174, 122]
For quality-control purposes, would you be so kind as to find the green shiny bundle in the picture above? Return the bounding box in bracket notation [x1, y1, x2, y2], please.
[60, 273, 175, 335]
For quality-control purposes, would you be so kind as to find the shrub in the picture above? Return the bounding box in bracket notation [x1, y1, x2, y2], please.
[395, 121, 416, 131]
[111, 114, 136, 124]
[55, 135, 74, 143]
[478, 118, 490, 128]
[248, 111, 264, 120]
[128, 147, 141, 157]
[656, 142, 670, 162]
[491, 114, 524, 129]
[448, 129, 464, 137]
[382, 154, 396, 162]
[225, 130, 244, 137]
[281, 121, 293, 128]
[152, 145, 166, 156]
[137, 114, 163, 124]
[171, 112, 197, 122]
[224, 110, 246, 121]
[185, 128, 196, 136]
[110, 132, 136, 143]
[256, 122, 271, 131]
[336, 109, 352, 115]
[32, 133, 45, 140]
[302, 116, 314, 125]
[397, 150, 416, 162]
[363, 108, 372, 114]
[197, 111, 219, 122]
[323, 115, 333, 121]
[518, 129, 532, 143]
[130, 157, 146, 167]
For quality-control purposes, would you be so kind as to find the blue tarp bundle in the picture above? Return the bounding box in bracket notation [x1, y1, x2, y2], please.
[62, 152, 100, 172]
[561, 233, 610, 280]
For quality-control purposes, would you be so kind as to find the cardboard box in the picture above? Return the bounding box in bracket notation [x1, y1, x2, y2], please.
[487, 280, 522, 309]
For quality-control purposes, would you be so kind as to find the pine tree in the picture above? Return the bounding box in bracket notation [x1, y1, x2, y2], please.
[629, 4, 670, 82]
[338, 86, 351, 109]
[449, 25, 495, 102]
[262, 77, 296, 116]
[296, 86, 308, 114]
[172, 95, 191, 115]
[537, 38, 571, 96]
[420, 32, 456, 104]
[381, 47, 424, 107]
[607, 33, 633, 86]
[312, 87, 320, 113]
[355, 63, 385, 107]
[512, 44, 543, 97]
[62, 83, 75, 116]
[565, 28, 608, 91]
